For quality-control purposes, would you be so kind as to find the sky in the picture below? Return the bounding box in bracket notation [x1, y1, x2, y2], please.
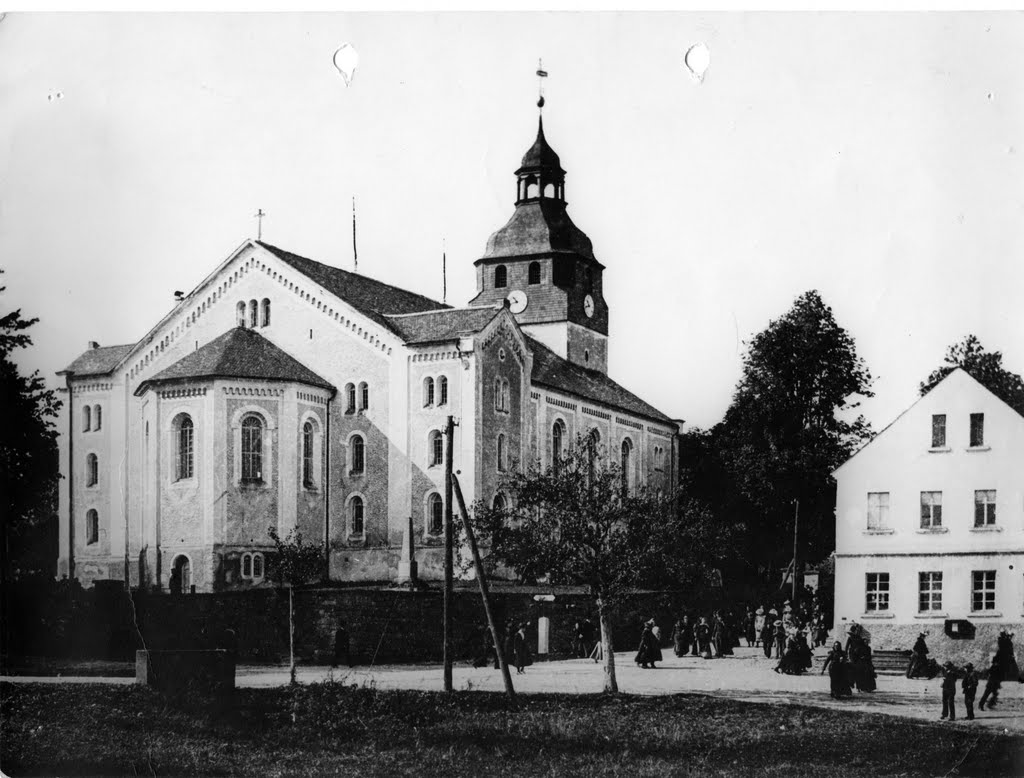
[1, 12, 1022, 431]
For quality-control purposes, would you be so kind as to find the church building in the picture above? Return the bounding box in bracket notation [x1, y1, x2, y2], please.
[56, 112, 683, 592]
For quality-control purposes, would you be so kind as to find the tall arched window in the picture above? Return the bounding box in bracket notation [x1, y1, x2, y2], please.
[86, 509, 99, 545]
[492, 493, 507, 512]
[241, 415, 263, 483]
[359, 382, 369, 412]
[86, 453, 98, 487]
[429, 430, 443, 467]
[423, 377, 435, 406]
[528, 261, 541, 285]
[302, 421, 315, 488]
[552, 420, 565, 472]
[438, 376, 448, 405]
[175, 414, 194, 480]
[82, 405, 91, 432]
[93, 405, 102, 431]
[350, 434, 365, 475]
[345, 383, 356, 414]
[261, 298, 271, 327]
[350, 496, 365, 536]
[501, 379, 510, 412]
[248, 299, 258, 328]
[620, 438, 633, 495]
[427, 493, 443, 535]
[494, 265, 507, 289]
[494, 377, 503, 412]
[497, 433, 507, 472]
[236, 301, 246, 327]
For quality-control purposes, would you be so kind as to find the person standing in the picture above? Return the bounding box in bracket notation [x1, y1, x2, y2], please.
[743, 607, 756, 647]
[940, 662, 958, 720]
[513, 622, 532, 674]
[672, 616, 692, 657]
[635, 619, 662, 669]
[760, 616, 775, 658]
[753, 606, 766, 648]
[821, 642, 851, 698]
[962, 662, 978, 720]
[979, 655, 1002, 710]
[695, 616, 712, 659]
[773, 619, 786, 660]
[906, 632, 929, 678]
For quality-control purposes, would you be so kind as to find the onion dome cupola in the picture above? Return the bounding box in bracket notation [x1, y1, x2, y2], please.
[515, 117, 566, 204]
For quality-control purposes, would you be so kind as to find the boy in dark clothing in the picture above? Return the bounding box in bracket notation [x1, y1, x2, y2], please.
[979, 655, 1002, 710]
[962, 662, 978, 720]
[940, 662, 958, 720]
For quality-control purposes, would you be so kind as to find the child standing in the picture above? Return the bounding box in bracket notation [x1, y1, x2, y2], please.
[940, 661, 958, 721]
[962, 662, 978, 720]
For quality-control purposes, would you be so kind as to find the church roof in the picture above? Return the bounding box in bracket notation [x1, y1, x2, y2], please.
[479, 199, 597, 263]
[257, 241, 448, 333]
[518, 117, 563, 173]
[134, 327, 334, 395]
[385, 306, 501, 345]
[526, 336, 672, 424]
[59, 343, 136, 377]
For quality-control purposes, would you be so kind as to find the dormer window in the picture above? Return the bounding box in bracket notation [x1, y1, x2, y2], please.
[494, 265, 508, 289]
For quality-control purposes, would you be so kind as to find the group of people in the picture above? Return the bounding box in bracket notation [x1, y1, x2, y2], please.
[932, 630, 1023, 721]
[473, 620, 533, 674]
[669, 612, 737, 660]
[820, 624, 877, 697]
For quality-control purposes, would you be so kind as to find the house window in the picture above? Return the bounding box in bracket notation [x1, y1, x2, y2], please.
[350, 496, 365, 537]
[82, 405, 91, 432]
[241, 415, 263, 483]
[252, 553, 263, 580]
[236, 301, 246, 327]
[359, 382, 369, 412]
[528, 261, 541, 285]
[349, 434, 365, 475]
[865, 572, 890, 612]
[427, 493, 443, 535]
[175, 414, 194, 480]
[494, 265, 507, 289]
[93, 405, 102, 431]
[552, 420, 565, 472]
[974, 490, 996, 526]
[919, 572, 942, 612]
[86, 509, 99, 545]
[620, 438, 633, 495]
[497, 433, 507, 472]
[970, 413, 985, 447]
[429, 430, 443, 467]
[242, 553, 251, 577]
[345, 383, 356, 414]
[919, 491, 942, 528]
[248, 299, 258, 329]
[302, 421, 315, 488]
[972, 570, 996, 611]
[261, 298, 271, 327]
[866, 492, 890, 530]
[424, 377, 435, 407]
[438, 376, 448, 406]
[86, 453, 98, 487]
[931, 414, 946, 448]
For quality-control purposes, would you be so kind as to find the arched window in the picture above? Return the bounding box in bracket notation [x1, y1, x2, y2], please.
[528, 261, 541, 285]
[82, 405, 91, 432]
[525, 178, 538, 199]
[429, 430, 443, 467]
[175, 414, 194, 480]
[494, 265, 507, 289]
[86, 453, 98, 487]
[423, 377, 435, 407]
[492, 493, 507, 512]
[241, 415, 263, 483]
[252, 553, 264, 580]
[261, 298, 271, 327]
[302, 421, 315, 488]
[620, 438, 633, 495]
[502, 379, 510, 412]
[236, 301, 246, 327]
[93, 405, 102, 431]
[494, 377, 502, 412]
[350, 496, 365, 536]
[248, 299, 258, 328]
[438, 376, 448, 406]
[349, 434, 365, 475]
[359, 382, 369, 412]
[552, 420, 565, 472]
[427, 493, 443, 535]
[542, 182, 556, 198]
[497, 433, 507, 472]
[344, 383, 356, 414]
[242, 552, 252, 578]
[86, 509, 99, 545]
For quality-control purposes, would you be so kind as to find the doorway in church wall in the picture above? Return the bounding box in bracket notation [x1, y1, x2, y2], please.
[170, 554, 192, 594]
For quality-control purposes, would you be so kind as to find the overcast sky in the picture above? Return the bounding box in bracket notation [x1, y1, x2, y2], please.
[2, 12, 1022, 431]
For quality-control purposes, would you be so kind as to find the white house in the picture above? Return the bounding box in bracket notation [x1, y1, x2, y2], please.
[833, 368, 1024, 662]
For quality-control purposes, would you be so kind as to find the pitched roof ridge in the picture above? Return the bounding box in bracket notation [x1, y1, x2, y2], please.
[384, 304, 500, 319]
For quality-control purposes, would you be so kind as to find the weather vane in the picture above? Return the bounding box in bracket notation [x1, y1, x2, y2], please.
[536, 59, 548, 110]
[254, 208, 265, 241]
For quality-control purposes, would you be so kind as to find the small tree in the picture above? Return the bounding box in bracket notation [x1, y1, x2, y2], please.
[267, 526, 323, 685]
[920, 334, 1024, 415]
[472, 437, 679, 694]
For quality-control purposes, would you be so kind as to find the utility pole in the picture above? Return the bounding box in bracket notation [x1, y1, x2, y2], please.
[443, 415, 455, 692]
[792, 499, 799, 603]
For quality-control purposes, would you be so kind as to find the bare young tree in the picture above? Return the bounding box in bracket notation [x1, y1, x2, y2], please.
[267, 526, 324, 685]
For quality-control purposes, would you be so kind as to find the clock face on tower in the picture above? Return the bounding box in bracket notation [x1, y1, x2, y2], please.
[583, 294, 595, 318]
[506, 290, 528, 314]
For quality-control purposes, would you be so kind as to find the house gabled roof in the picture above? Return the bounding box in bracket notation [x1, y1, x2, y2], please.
[257, 241, 448, 334]
[134, 327, 334, 396]
[59, 344, 136, 377]
[384, 306, 502, 345]
[526, 336, 672, 425]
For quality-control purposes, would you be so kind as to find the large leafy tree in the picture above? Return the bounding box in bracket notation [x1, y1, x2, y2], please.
[713, 290, 873, 576]
[472, 437, 681, 694]
[920, 334, 1024, 415]
[1, 271, 62, 581]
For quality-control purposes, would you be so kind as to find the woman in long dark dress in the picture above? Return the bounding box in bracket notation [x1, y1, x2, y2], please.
[847, 630, 876, 692]
[695, 617, 713, 659]
[775, 631, 805, 675]
[760, 617, 775, 658]
[821, 642, 852, 698]
[635, 620, 662, 668]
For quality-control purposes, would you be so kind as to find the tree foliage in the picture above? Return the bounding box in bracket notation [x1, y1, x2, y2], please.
[920, 334, 1024, 416]
[1, 271, 62, 580]
[266, 526, 324, 587]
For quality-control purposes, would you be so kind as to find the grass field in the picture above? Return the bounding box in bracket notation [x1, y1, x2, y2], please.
[2, 681, 1021, 777]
